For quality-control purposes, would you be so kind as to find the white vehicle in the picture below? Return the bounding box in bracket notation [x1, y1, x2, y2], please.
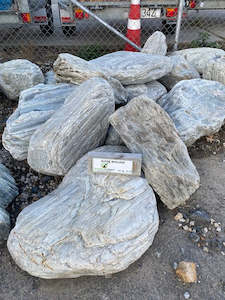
[0, 0, 225, 36]
[0, 0, 76, 36]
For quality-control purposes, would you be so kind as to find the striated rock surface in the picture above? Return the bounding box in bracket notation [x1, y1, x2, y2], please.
[0, 208, 10, 241]
[90, 51, 173, 85]
[45, 70, 56, 84]
[110, 96, 200, 209]
[157, 79, 225, 146]
[171, 47, 225, 74]
[0, 59, 44, 100]
[107, 77, 128, 105]
[3, 84, 77, 161]
[105, 126, 124, 146]
[159, 56, 200, 90]
[8, 145, 159, 279]
[203, 55, 225, 85]
[0, 164, 18, 209]
[125, 81, 167, 102]
[53, 53, 106, 85]
[142, 31, 167, 56]
[28, 78, 115, 175]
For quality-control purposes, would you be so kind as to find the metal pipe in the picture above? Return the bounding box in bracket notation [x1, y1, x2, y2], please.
[70, 0, 142, 51]
[174, 0, 184, 51]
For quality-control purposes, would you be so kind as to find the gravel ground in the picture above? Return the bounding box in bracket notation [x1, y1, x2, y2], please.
[0, 89, 225, 300]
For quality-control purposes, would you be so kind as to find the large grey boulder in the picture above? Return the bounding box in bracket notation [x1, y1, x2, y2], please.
[159, 56, 200, 90]
[125, 81, 167, 102]
[8, 145, 159, 279]
[53, 54, 127, 104]
[90, 51, 173, 85]
[0, 59, 44, 100]
[53, 53, 106, 85]
[28, 78, 115, 175]
[110, 96, 200, 209]
[203, 55, 225, 85]
[105, 126, 124, 146]
[0, 208, 10, 242]
[3, 84, 77, 161]
[157, 79, 225, 146]
[0, 164, 18, 209]
[171, 47, 225, 74]
[142, 31, 167, 56]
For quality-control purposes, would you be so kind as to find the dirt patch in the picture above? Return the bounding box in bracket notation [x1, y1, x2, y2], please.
[0, 93, 225, 300]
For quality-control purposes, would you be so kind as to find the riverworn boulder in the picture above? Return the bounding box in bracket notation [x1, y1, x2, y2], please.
[0, 59, 44, 100]
[171, 47, 225, 74]
[28, 78, 115, 175]
[8, 145, 159, 279]
[90, 51, 173, 85]
[53, 53, 106, 85]
[159, 56, 200, 90]
[105, 126, 124, 146]
[0, 164, 18, 209]
[125, 81, 167, 102]
[157, 79, 225, 146]
[142, 31, 167, 56]
[110, 96, 200, 209]
[203, 55, 225, 85]
[3, 84, 77, 161]
[0, 208, 10, 241]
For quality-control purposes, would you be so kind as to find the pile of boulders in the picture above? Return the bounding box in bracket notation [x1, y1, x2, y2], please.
[1, 31, 225, 279]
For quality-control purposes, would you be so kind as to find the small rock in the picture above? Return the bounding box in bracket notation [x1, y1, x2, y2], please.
[203, 227, 208, 233]
[183, 225, 189, 231]
[174, 212, 183, 221]
[189, 221, 195, 226]
[184, 292, 191, 299]
[175, 261, 197, 283]
[216, 227, 222, 232]
[189, 232, 200, 243]
[203, 247, 209, 253]
[221, 251, 225, 256]
[173, 262, 178, 270]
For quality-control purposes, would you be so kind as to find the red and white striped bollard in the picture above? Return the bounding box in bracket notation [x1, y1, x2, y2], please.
[124, 0, 141, 52]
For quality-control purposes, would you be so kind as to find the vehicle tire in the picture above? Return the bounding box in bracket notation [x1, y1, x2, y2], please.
[162, 22, 176, 34]
[40, 0, 54, 36]
[62, 26, 76, 37]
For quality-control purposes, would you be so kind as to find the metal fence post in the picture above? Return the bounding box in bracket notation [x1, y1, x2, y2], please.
[174, 0, 184, 51]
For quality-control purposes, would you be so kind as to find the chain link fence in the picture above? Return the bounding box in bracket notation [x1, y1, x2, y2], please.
[0, 0, 225, 65]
